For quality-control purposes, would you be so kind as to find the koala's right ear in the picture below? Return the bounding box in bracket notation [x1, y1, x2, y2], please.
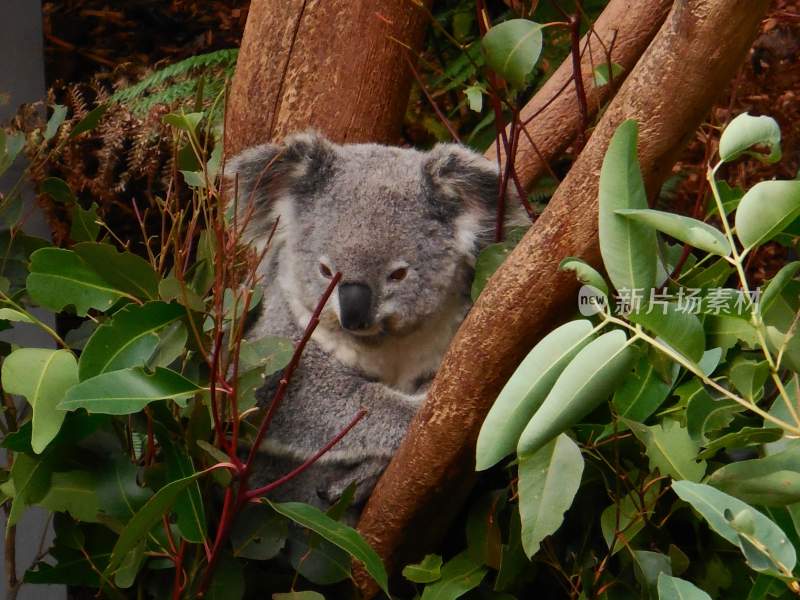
[225, 131, 336, 229]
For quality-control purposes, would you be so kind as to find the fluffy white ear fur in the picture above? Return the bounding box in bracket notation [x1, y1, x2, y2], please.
[426, 143, 530, 261]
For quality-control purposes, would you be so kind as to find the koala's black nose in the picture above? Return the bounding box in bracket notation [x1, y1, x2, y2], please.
[338, 283, 373, 331]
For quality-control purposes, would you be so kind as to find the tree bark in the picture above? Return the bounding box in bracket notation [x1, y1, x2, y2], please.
[356, 0, 771, 596]
[225, 0, 431, 157]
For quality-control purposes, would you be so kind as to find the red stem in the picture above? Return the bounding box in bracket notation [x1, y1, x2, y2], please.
[569, 6, 589, 150]
[244, 408, 368, 501]
[241, 271, 342, 478]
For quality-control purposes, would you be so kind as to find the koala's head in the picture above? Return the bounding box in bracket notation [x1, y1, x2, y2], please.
[228, 132, 505, 339]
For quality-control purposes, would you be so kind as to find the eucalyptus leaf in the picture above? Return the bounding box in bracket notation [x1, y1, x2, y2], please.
[517, 330, 635, 456]
[518, 434, 584, 557]
[60, 367, 201, 415]
[27, 248, 128, 315]
[2, 348, 78, 453]
[481, 19, 543, 88]
[672, 480, 796, 576]
[477, 319, 595, 470]
[598, 119, 658, 291]
[615, 208, 731, 257]
[719, 113, 781, 164]
[70, 202, 100, 242]
[74, 242, 159, 301]
[79, 301, 185, 380]
[707, 442, 800, 506]
[420, 551, 487, 600]
[627, 419, 706, 482]
[559, 257, 609, 295]
[735, 180, 800, 249]
[760, 261, 800, 315]
[267, 500, 389, 596]
[657, 573, 712, 600]
[627, 302, 706, 364]
[105, 468, 210, 576]
[403, 554, 443, 584]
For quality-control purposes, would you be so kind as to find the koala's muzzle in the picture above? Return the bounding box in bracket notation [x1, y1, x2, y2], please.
[338, 283, 373, 331]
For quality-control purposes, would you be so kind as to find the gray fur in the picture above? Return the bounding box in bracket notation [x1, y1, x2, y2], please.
[228, 132, 510, 516]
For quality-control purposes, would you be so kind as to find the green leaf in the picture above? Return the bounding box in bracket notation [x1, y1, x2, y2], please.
[481, 19, 543, 88]
[70, 202, 100, 242]
[559, 257, 609, 295]
[518, 434, 584, 557]
[60, 367, 201, 415]
[632, 550, 671, 596]
[105, 468, 209, 575]
[477, 319, 595, 469]
[601, 482, 661, 554]
[206, 554, 244, 600]
[464, 84, 484, 112]
[0, 308, 34, 323]
[96, 456, 152, 521]
[74, 242, 159, 301]
[719, 113, 781, 164]
[707, 441, 800, 506]
[612, 354, 674, 424]
[628, 419, 706, 482]
[615, 208, 731, 257]
[593, 62, 624, 87]
[684, 381, 741, 444]
[698, 427, 783, 460]
[2, 348, 78, 453]
[239, 335, 294, 372]
[163, 111, 204, 135]
[40, 177, 76, 204]
[79, 301, 185, 380]
[37, 470, 100, 522]
[403, 554, 443, 584]
[273, 593, 325, 600]
[627, 302, 706, 364]
[657, 573, 712, 600]
[706, 314, 758, 351]
[672, 480, 796, 576]
[26, 248, 128, 315]
[159, 276, 205, 311]
[729, 356, 769, 402]
[267, 500, 389, 596]
[231, 504, 288, 560]
[69, 104, 108, 138]
[517, 330, 635, 456]
[760, 261, 800, 315]
[0, 130, 25, 177]
[114, 539, 145, 589]
[44, 104, 68, 140]
[7, 452, 52, 526]
[598, 119, 658, 291]
[153, 421, 206, 544]
[420, 552, 488, 600]
[466, 491, 503, 568]
[735, 180, 800, 249]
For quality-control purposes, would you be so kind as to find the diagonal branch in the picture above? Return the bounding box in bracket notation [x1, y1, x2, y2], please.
[356, 1, 771, 596]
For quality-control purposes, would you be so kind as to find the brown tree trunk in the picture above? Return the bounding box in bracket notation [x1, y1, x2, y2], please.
[356, 0, 770, 596]
[224, 0, 431, 157]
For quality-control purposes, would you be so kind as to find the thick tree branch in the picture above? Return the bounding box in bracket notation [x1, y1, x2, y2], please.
[225, 0, 431, 156]
[356, 0, 770, 595]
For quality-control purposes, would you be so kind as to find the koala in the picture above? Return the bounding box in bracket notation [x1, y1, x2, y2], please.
[228, 132, 515, 517]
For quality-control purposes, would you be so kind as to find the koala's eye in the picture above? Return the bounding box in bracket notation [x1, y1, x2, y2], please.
[319, 263, 333, 279]
[388, 267, 408, 282]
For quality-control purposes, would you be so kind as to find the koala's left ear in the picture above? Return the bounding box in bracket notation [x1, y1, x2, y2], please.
[423, 144, 499, 214]
[423, 144, 505, 255]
